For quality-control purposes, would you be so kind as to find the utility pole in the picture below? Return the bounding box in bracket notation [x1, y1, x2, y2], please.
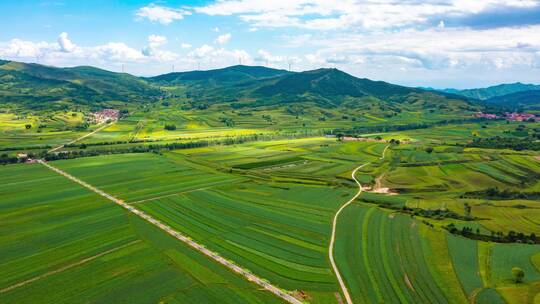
[172, 64, 175, 73]
[121, 64, 124, 73]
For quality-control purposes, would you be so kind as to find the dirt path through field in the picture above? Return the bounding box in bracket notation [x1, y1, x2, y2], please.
[328, 145, 390, 304]
[48, 122, 113, 153]
[37, 159, 302, 304]
[0, 240, 141, 294]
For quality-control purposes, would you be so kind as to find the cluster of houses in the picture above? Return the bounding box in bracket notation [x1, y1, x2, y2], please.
[474, 112, 538, 122]
[89, 109, 120, 124]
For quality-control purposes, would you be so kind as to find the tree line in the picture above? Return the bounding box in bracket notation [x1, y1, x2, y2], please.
[445, 223, 538, 244]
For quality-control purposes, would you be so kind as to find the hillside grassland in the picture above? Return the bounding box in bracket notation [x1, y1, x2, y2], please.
[0, 164, 280, 304]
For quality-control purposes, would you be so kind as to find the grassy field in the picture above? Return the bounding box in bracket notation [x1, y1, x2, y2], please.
[0, 163, 282, 304]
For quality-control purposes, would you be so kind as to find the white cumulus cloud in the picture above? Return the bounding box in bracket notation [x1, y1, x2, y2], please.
[136, 4, 188, 25]
[58, 32, 76, 53]
[215, 33, 232, 44]
[195, 0, 540, 30]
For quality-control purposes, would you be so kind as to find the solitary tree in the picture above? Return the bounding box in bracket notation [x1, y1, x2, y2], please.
[512, 267, 524, 283]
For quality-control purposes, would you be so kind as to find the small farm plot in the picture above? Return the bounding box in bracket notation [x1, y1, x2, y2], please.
[0, 164, 279, 304]
[135, 182, 356, 303]
[490, 243, 540, 303]
[382, 149, 539, 194]
[333, 203, 454, 304]
[52, 153, 244, 202]
[446, 235, 485, 297]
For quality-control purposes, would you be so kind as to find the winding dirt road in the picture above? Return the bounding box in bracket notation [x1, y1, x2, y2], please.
[328, 145, 390, 304]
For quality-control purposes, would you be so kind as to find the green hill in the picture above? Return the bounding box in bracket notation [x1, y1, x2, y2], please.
[150, 65, 289, 85]
[171, 67, 477, 115]
[250, 68, 422, 105]
[486, 90, 540, 109]
[441, 82, 540, 100]
[0, 60, 480, 118]
[0, 60, 160, 109]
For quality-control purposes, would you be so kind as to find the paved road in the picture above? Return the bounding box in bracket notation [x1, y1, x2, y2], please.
[328, 145, 390, 304]
[38, 159, 302, 304]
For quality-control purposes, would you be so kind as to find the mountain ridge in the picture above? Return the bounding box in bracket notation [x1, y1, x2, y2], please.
[439, 82, 540, 100]
[0, 59, 477, 114]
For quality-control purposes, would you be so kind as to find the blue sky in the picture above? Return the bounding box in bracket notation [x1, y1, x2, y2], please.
[1, 0, 540, 88]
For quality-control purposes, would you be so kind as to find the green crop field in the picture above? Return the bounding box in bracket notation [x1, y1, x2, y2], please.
[0, 163, 281, 304]
[3, 125, 537, 303]
[334, 204, 450, 303]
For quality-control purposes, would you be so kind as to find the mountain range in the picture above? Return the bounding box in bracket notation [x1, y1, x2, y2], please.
[0, 59, 522, 114]
[437, 82, 540, 109]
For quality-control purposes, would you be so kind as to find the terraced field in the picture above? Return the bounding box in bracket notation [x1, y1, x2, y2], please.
[0, 163, 282, 304]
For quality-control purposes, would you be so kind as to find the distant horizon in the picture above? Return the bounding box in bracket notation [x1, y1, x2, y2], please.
[4, 57, 540, 91]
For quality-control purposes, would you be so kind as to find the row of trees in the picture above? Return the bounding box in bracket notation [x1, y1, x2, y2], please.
[331, 117, 490, 136]
[445, 223, 538, 244]
[42, 133, 313, 162]
[466, 136, 540, 151]
[463, 187, 540, 200]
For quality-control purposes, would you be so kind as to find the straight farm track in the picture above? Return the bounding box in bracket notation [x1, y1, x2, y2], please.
[0, 163, 283, 304]
[37, 159, 302, 304]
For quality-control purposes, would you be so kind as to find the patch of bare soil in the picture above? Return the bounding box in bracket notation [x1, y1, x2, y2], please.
[404, 273, 416, 292]
[366, 174, 398, 195]
[335, 292, 344, 304]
